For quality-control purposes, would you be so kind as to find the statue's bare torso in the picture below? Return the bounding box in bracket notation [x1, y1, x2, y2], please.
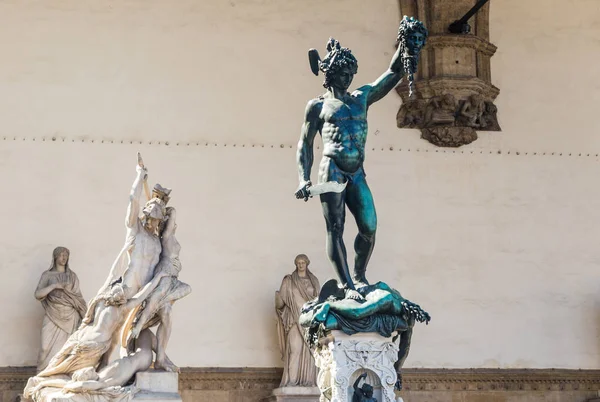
[80, 301, 125, 344]
[316, 90, 369, 176]
[122, 219, 162, 293]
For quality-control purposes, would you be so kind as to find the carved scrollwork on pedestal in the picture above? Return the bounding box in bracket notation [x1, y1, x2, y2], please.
[312, 332, 400, 402]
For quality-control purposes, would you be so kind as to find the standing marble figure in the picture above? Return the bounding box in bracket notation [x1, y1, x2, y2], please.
[275, 254, 320, 387]
[34, 247, 87, 372]
[294, 17, 428, 298]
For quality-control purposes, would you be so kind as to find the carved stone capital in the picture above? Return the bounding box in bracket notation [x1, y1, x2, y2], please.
[396, 1, 500, 147]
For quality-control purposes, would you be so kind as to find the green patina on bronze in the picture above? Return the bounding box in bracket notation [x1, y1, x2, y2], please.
[295, 17, 431, 391]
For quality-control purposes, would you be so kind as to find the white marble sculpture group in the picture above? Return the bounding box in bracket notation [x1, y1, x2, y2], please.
[24, 154, 191, 402]
[26, 153, 413, 402]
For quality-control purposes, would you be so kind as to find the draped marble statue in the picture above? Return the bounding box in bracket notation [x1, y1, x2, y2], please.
[275, 254, 320, 387]
[34, 247, 87, 372]
[24, 153, 191, 402]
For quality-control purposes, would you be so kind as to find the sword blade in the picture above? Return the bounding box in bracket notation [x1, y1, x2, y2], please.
[308, 181, 347, 196]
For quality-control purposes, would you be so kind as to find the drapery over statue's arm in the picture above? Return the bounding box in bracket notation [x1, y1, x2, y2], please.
[126, 271, 169, 312]
[34, 275, 63, 300]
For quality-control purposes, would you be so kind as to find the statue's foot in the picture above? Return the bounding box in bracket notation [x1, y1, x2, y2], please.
[344, 288, 365, 301]
[394, 371, 403, 391]
[353, 276, 370, 289]
[155, 356, 180, 373]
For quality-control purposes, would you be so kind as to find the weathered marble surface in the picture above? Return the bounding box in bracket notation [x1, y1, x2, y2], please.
[275, 254, 320, 388]
[34, 247, 87, 373]
[23, 154, 190, 401]
[311, 331, 399, 402]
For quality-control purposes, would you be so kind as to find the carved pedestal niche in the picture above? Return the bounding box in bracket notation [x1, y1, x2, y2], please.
[396, 0, 500, 147]
[312, 331, 401, 402]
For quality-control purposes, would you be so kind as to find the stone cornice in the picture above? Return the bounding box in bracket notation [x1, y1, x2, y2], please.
[396, 77, 500, 101]
[179, 367, 283, 390]
[3, 367, 600, 393]
[426, 34, 498, 56]
[401, 369, 600, 392]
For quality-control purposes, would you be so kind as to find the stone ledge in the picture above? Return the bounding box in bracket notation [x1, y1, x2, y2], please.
[136, 371, 179, 393]
[400, 368, 600, 392]
[133, 391, 182, 401]
[4, 367, 600, 390]
[4, 367, 600, 401]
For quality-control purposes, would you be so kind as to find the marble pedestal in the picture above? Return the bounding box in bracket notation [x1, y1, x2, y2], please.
[133, 371, 182, 402]
[312, 331, 402, 402]
[265, 387, 320, 402]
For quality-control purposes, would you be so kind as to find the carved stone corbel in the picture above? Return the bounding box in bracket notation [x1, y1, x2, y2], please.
[396, 0, 501, 147]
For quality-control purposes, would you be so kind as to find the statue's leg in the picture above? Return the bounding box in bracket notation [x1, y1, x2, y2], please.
[345, 175, 377, 286]
[394, 328, 413, 391]
[154, 304, 177, 372]
[95, 330, 154, 389]
[63, 380, 106, 393]
[320, 191, 354, 290]
[132, 277, 178, 338]
[148, 329, 176, 369]
[161, 281, 191, 303]
[132, 288, 163, 335]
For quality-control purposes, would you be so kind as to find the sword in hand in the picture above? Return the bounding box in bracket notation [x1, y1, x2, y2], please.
[295, 181, 347, 202]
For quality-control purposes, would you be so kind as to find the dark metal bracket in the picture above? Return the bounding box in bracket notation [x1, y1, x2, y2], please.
[448, 0, 491, 34]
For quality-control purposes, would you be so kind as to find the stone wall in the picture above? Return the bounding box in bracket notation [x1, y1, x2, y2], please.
[3, 368, 600, 402]
[0, 0, 599, 371]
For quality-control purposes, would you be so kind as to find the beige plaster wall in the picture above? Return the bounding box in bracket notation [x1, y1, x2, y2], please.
[0, 0, 599, 369]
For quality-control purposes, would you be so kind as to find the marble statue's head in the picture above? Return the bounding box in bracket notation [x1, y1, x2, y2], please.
[398, 16, 428, 56]
[294, 254, 310, 274]
[105, 283, 129, 306]
[142, 198, 166, 236]
[152, 183, 172, 205]
[362, 384, 374, 398]
[319, 38, 358, 91]
[51, 246, 70, 270]
[470, 94, 484, 106]
[442, 93, 456, 107]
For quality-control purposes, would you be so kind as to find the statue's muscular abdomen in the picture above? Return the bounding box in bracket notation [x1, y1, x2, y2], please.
[82, 303, 121, 343]
[320, 98, 368, 173]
